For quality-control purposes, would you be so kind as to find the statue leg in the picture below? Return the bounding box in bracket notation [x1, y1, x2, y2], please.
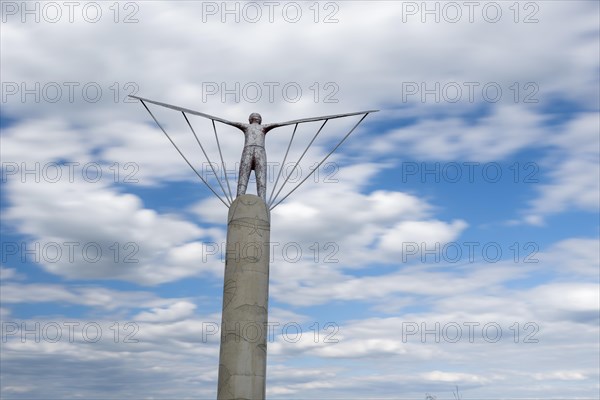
[254, 147, 267, 201]
[236, 147, 253, 198]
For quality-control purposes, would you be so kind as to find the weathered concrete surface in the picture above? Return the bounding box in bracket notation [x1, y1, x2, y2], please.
[217, 194, 270, 400]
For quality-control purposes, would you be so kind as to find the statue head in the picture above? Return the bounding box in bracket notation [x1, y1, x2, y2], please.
[249, 113, 262, 124]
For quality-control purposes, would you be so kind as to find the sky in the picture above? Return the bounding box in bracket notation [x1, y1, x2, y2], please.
[0, 1, 599, 399]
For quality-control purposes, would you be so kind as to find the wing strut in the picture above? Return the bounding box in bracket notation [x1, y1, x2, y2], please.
[268, 120, 329, 207]
[137, 99, 231, 207]
[270, 112, 373, 211]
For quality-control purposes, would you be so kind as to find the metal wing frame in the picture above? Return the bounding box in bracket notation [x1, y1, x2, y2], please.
[130, 95, 378, 210]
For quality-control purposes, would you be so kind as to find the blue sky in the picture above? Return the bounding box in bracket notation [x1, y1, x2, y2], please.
[1, 1, 599, 399]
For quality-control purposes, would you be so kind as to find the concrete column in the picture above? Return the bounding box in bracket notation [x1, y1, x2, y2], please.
[217, 194, 270, 400]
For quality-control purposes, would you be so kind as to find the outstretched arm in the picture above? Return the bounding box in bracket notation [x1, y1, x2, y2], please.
[129, 95, 247, 131]
[263, 109, 379, 133]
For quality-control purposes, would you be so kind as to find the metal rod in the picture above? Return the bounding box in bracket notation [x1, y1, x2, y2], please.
[269, 119, 328, 207]
[212, 119, 234, 202]
[270, 113, 371, 211]
[130, 95, 239, 126]
[264, 109, 380, 129]
[267, 123, 298, 205]
[138, 100, 230, 208]
[182, 112, 232, 204]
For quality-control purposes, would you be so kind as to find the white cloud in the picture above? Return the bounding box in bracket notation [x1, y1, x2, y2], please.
[379, 219, 468, 257]
[133, 301, 197, 322]
[532, 371, 588, 381]
[0, 267, 21, 281]
[525, 112, 600, 222]
[2, 179, 217, 285]
[540, 237, 600, 278]
[369, 104, 548, 161]
[0, 282, 182, 311]
[422, 371, 490, 384]
[523, 283, 599, 322]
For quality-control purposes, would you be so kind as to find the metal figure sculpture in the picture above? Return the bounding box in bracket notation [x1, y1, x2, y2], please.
[130, 95, 377, 208]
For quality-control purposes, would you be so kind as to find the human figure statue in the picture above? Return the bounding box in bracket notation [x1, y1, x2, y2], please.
[218, 113, 293, 201]
[130, 95, 376, 203]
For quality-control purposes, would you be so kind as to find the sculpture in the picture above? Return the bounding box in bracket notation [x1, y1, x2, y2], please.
[130, 95, 377, 207]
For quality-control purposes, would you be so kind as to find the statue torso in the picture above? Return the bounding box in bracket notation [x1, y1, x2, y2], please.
[244, 124, 266, 148]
